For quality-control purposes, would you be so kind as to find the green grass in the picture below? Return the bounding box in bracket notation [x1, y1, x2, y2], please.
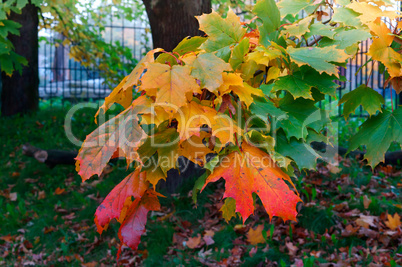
[0, 104, 401, 266]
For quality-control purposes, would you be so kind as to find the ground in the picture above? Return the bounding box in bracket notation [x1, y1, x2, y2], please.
[0, 105, 401, 266]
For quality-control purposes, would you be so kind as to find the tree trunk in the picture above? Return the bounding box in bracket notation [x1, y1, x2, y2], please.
[142, 0, 211, 51]
[141, 0, 211, 193]
[1, 2, 39, 116]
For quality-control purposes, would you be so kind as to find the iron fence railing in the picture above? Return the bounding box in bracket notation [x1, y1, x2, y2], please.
[38, 14, 152, 103]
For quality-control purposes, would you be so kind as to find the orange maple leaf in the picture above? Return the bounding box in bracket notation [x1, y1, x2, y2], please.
[117, 190, 161, 258]
[76, 105, 147, 181]
[94, 167, 149, 234]
[202, 142, 301, 222]
[385, 213, 401, 230]
[247, 224, 266, 245]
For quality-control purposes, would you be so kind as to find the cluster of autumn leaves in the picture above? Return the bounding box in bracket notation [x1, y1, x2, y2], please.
[75, 0, 402, 255]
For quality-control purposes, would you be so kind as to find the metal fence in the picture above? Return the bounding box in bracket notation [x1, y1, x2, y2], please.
[38, 14, 152, 102]
[38, 4, 401, 117]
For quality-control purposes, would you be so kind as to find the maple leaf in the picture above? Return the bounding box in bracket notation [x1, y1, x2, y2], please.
[156, 36, 206, 65]
[287, 46, 349, 77]
[76, 106, 147, 181]
[231, 82, 264, 108]
[95, 48, 162, 121]
[250, 96, 286, 123]
[347, 1, 398, 24]
[118, 190, 161, 257]
[220, 197, 237, 222]
[137, 124, 180, 175]
[210, 113, 243, 146]
[178, 134, 213, 167]
[385, 213, 401, 230]
[202, 142, 302, 222]
[94, 167, 149, 234]
[247, 225, 266, 245]
[253, 0, 280, 47]
[278, 0, 317, 16]
[140, 63, 201, 115]
[390, 77, 402, 94]
[304, 23, 336, 39]
[331, 7, 363, 28]
[367, 19, 402, 77]
[276, 130, 321, 170]
[321, 28, 371, 52]
[175, 101, 217, 140]
[230, 38, 250, 70]
[185, 234, 202, 249]
[143, 163, 165, 189]
[338, 85, 384, 118]
[282, 16, 312, 40]
[348, 109, 402, 167]
[185, 53, 232, 93]
[197, 9, 246, 54]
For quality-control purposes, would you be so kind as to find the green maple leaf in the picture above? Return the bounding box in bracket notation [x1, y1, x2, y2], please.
[304, 23, 336, 39]
[253, 0, 280, 47]
[276, 94, 330, 140]
[339, 85, 384, 118]
[188, 53, 232, 92]
[318, 28, 371, 52]
[230, 38, 249, 70]
[331, 7, 363, 28]
[348, 109, 402, 167]
[287, 46, 349, 77]
[278, 0, 315, 16]
[250, 96, 287, 122]
[276, 130, 320, 170]
[272, 68, 339, 100]
[197, 9, 245, 53]
[220, 197, 237, 222]
[272, 72, 314, 100]
[156, 36, 206, 65]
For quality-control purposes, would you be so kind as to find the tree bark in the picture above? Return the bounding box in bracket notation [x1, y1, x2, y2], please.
[142, 0, 211, 51]
[1, 2, 39, 116]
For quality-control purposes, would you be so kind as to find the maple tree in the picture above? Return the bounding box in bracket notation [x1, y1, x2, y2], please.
[75, 0, 402, 256]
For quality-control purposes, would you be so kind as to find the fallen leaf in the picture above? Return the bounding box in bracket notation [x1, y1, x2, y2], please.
[249, 247, 258, 257]
[247, 225, 266, 245]
[203, 235, 215, 246]
[385, 213, 401, 230]
[363, 195, 372, 209]
[0, 235, 14, 242]
[54, 187, 65, 195]
[38, 191, 46, 200]
[356, 215, 377, 229]
[327, 163, 342, 174]
[186, 234, 202, 249]
[286, 242, 299, 256]
[9, 192, 17, 201]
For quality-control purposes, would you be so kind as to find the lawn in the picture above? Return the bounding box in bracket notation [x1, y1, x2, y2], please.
[0, 104, 401, 266]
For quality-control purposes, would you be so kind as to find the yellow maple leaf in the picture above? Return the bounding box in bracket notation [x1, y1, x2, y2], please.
[232, 82, 264, 108]
[175, 101, 217, 140]
[385, 213, 401, 230]
[178, 134, 213, 166]
[247, 225, 266, 245]
[347, 2, 398, 24]
[140, 63, 201, 115]
[95, 48, 162, 122]
[367, 19, 402, 77]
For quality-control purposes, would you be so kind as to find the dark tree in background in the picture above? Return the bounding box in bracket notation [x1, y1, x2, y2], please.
[142, 0, 212, 193]
[142, 0, 211, 51]
[1, 2, 39, 117]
